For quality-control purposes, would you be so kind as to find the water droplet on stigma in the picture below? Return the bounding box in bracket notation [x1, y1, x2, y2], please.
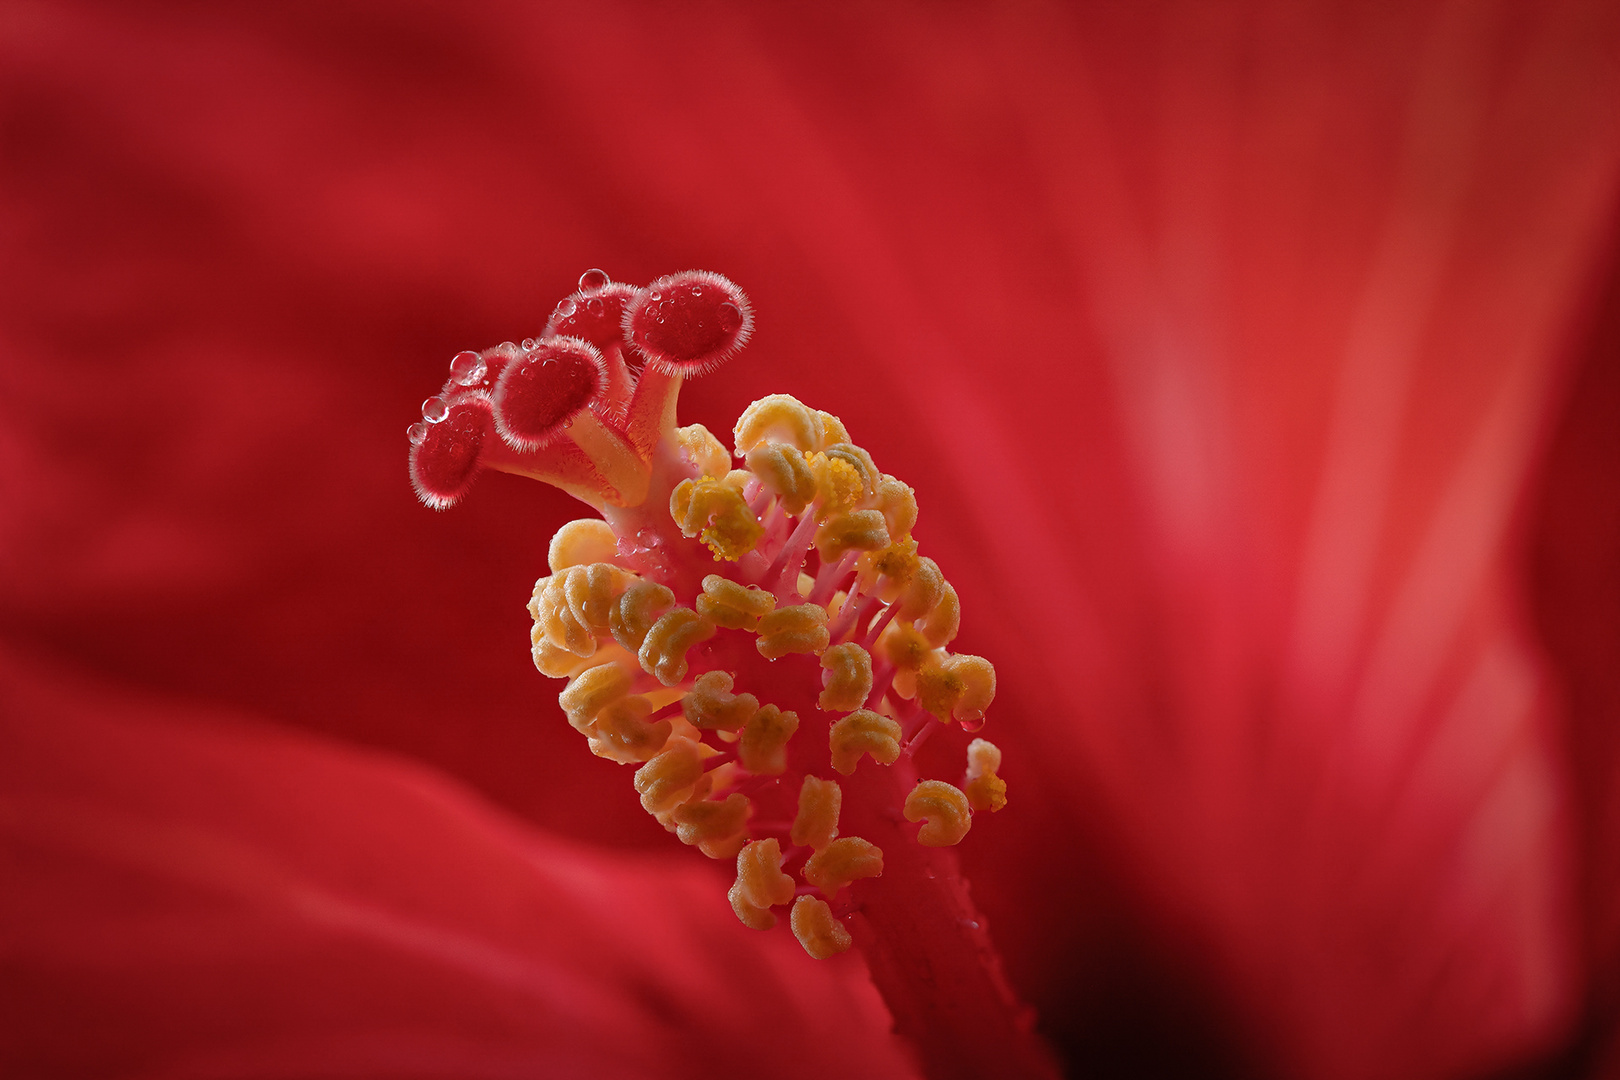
[407, 422, 429, 444]
[578, 268, 610, 292]
[717, 302, 742, 333]
[422, 396, 449, 423]
[449, 350, 486, 385]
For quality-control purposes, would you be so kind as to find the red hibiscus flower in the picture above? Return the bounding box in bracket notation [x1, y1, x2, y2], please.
[3, 3, 1618, 1078]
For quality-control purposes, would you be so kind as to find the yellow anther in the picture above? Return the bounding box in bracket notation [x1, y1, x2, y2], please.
[670, 476, 763, 561]
[680, 670, 759, 732]
[917, 581, 960, 648]
[815, 410, 850, 449]
[638, 607, 716, 686]
[859, 537, 920, 602]
[531, 575, 595, 657]
[868, 474, 918, 539]
[823, 443, 878, 494]
[739, 704, 799, 775]
[733, 393, 820, 454]
[548, 518, 620, 573]
[877, 619, 932, 672]
[562, 562, 629, 633]
[610, 580, 675, 653]
[532, 628, 597, 678]
[791, 896, 852, 959]
[807, 451, 864, 513]
[633, 737, 705, 816]
[672, 792, 751, 859]
[903, 780, 972, 847]
[828, 709, 903, 776]
[964, 737, 1008, 813]
[755, 603, 830, 660]
[802, 836, 883, 897]
[675, 423, 731, 479]
[895, 556, 946, 622]
[696, 574, 777, 630]
[558, 661, 634, 733]
[818, 643, 873, 712]
[585, 695, 672, 763]
[744, 443, 817, 516]
[814, 509, 890, 561]
[729, 838, 795, 930]
[916, 653, 996, 724]
[791, 775, 842, 851]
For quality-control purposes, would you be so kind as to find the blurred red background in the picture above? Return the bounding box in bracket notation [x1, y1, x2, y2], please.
[2, 2, 1618, 1078]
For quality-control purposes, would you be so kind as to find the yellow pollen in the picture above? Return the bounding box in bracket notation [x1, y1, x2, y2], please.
[858, 537, 920, 602]
[696, 574, 777, 630]
[807, 452, 864, 514]
[895, 557, 946, 623]
[531, 574, 596, 657]
[791, 775, 842, 851]
[738, 704, 799, 775]
[870, 474, 918, 538]
[818, 643, 873, 712]
[903, 779, 972, 847]
[915, 653, 997, 724]
[828, 709, 902, 776]
[790, 896, 852, 959]
[638, 607, 716, 686]
[876, 619, 931, 673]
[814, 509, 890, 561]
[916, 581, 961, 648]
[802, 835, 883, 897]
[814, 410, 850, 448]
[670, 476, 764, 560]
[755, 603, 830, 660]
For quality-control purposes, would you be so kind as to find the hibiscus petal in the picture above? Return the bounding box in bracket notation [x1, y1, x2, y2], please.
[0, 652, 915, 1079]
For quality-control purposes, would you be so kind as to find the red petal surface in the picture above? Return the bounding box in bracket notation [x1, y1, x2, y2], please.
[2, 3, 1619, 1079]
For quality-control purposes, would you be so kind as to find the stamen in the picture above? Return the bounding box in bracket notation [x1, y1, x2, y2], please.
[903, 780, 972, 847]
[790, 896, 853, 959]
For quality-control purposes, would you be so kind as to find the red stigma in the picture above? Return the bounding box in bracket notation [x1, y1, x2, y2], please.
[624, 270, 753, 377]
[493, 338, 608, 451]
[408, 396, 491, 510]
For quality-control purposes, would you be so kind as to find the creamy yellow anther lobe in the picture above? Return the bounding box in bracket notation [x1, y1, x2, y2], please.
[634, 737, 705, 816]
[730, 838, 795, 930]
[790, 896, 852, 959]
[964, 737, 1008, 813]
[548, 518, 620, 572]
[672, 792, 750, 859]
[675, 423, 730, 479]
[559, 661, 634, 732]
[916, 653, 996, 723]
[803, 836, 883, 897]
[814, 509, 890, 561]
[670, 477, 763, 561]
[585, 695, 671, 763]
[828, 709, 902, 775]
[680, 670, 758, 732]
[744, 443, 816, 515]
[610, 580, 675, 653]
[904, 779, 972, 846]
[756, 603, 830, 660]
[739, 704, 798, 775]
[791, 775, 842, 851]
[733, 394, 820, 454]
[818, 643, 873, 712]
[696, 575, 776, 630]
[639, 607, 715, 686]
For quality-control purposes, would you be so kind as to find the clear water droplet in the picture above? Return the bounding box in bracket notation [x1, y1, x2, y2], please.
[578, 268, 610, 292]
[557, 298, 578, 319]
[690, 285, 703, 297]
[649, 290, 662, 300]
[959, 716, 986, 734]
[407, 421, 429, 444]
[449, 350, 485, 385]
[717, 302, 742, 334]
[422, 396, 449, 423]
[585, 296, 604, 315]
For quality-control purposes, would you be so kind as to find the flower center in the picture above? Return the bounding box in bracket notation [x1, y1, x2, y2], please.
[408, 269, 1007, 960]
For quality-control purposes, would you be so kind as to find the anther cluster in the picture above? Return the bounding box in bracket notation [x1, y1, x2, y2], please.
[411, 270, 1008, 958]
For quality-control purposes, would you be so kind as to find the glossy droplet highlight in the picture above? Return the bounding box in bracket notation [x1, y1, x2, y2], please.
[450, 350, 486, 385]
[578, 268, 610, 292]
[718, 302, 743, 334]
[407, 421, 429, 444]
[422, 396, 449, 423]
